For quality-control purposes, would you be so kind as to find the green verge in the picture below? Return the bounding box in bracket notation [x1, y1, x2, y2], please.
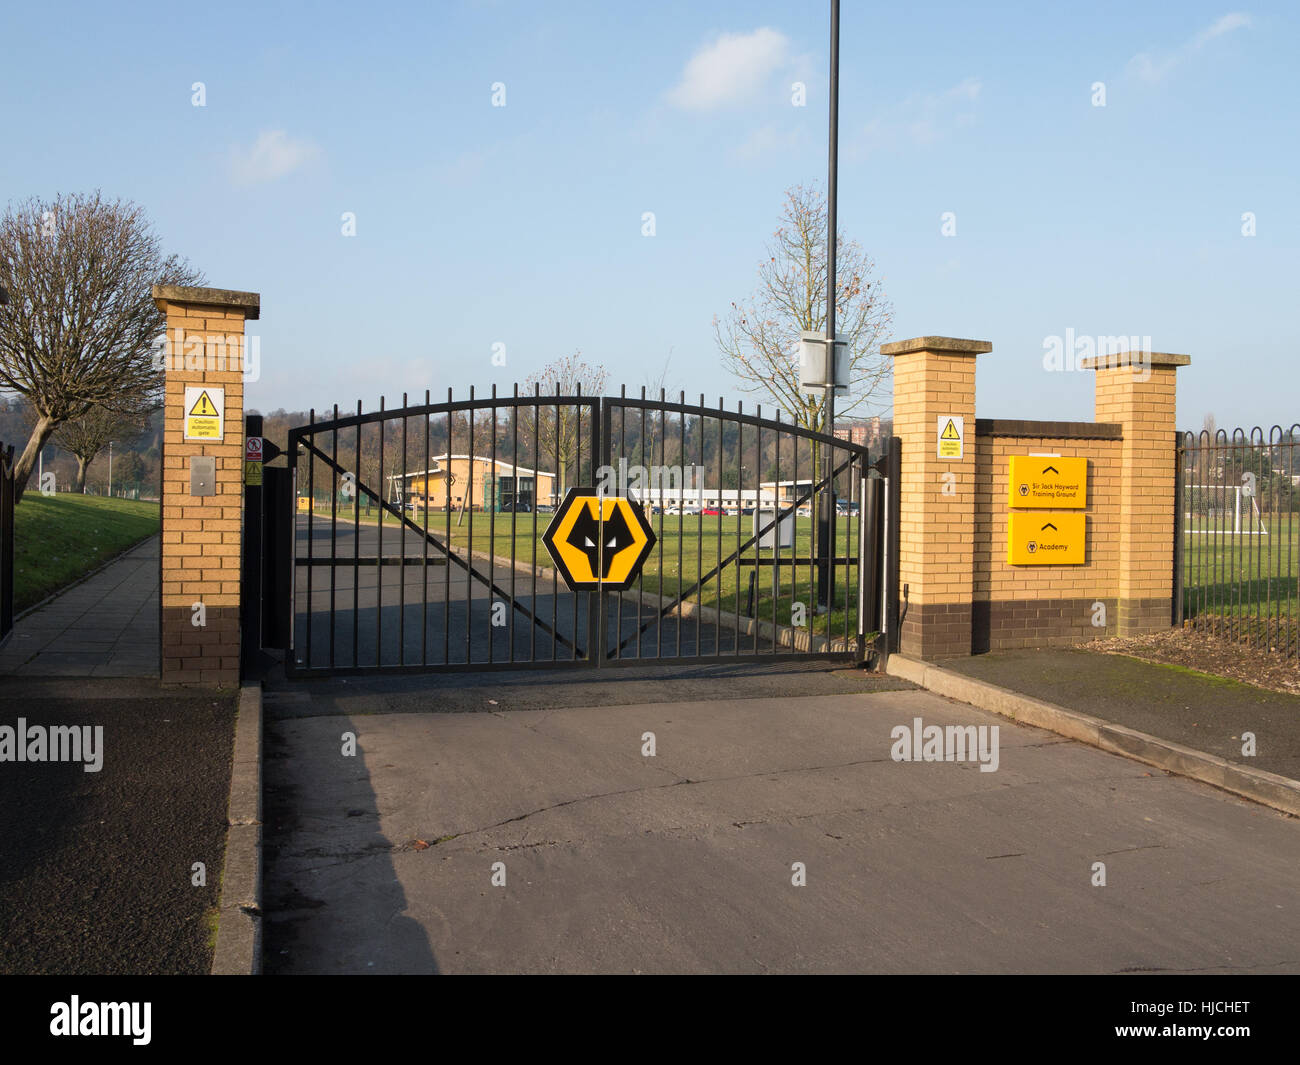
[13, 495, 160, 613]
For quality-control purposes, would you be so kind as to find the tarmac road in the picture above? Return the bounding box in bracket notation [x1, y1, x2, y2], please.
[262, 673, 1300, 974]
[0, 679, 237, 975]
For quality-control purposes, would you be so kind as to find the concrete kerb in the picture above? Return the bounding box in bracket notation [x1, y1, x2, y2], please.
[886, 655, 1300, 818]
[211, 683, 263, 975]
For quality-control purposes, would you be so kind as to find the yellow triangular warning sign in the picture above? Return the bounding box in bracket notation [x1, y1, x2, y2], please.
[940, 418, 960, 440]
[189, 390, 220, 417]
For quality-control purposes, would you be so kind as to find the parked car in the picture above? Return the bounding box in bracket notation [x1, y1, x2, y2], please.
[500, 502, 532, 513]
[701, 507, 724, 516]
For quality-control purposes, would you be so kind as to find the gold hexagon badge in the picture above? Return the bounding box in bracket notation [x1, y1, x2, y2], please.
[542, 488, 657, 591]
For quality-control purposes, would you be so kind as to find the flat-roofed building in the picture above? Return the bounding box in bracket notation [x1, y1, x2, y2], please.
[398, 455, 558, 511]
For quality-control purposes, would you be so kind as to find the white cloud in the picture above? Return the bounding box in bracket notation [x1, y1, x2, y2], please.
[666, 27, 789, 110]
[1128, 12, 1253, 83]
[856, 78, 982, 155]
[229, 130, 321, 185]
[1195, 12, 1254, 46]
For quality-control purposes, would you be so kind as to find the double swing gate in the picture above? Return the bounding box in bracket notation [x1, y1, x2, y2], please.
[279, 387, 897, 676]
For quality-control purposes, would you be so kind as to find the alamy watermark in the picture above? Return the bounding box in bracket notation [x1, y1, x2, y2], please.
[151, 328, 260, 382]
[0, 719, 103, 772]
[50, 997, 150, 1045]
[1042, 329, 1152, 381]
[595, 459, 705, 496]
[891, 717, 999, 773]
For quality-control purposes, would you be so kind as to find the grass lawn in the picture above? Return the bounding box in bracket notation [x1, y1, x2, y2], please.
[13, 494, 160, 613]
[1182, 515, 1300, 618]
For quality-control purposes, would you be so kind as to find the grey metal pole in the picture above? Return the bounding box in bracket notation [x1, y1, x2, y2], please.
[818, 0, 840, 609]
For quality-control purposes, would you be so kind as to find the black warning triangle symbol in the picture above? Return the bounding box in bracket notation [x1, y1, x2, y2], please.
[189, 390, 220, 417]
[940, 419, 960, 440]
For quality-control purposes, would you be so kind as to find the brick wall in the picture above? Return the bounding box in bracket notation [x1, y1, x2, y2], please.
[974, 427, 1121, 651]
[887, 339, 1188, 659]
[154, 285, 260, 687]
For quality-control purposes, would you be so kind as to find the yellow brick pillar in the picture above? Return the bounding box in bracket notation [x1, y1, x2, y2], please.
[1086, 351, 1189, 636]
[882, 336, 991, 658]
[152, 285, 261, 687]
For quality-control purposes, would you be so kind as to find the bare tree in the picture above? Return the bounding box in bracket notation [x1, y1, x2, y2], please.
[53, 396, 159, 493]
[523, 353, 608, 498]
[0, 192, 202, 501]
[714, 183, 893, 435]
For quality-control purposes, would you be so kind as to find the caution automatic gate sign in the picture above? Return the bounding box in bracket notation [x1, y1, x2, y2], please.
[542, 488, 657, 591]
[937, 415, 963, 459]
[184, 386, 224, 441]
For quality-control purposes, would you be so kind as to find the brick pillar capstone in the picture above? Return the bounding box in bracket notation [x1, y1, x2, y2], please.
[1085, 350, 1189, 636]
[883, 336, 991, 659]
[153, 285, 260, 687]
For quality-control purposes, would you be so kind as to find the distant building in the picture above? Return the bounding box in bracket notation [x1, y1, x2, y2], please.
[398, 455, 558, 511]
[833, 416, 885, 448]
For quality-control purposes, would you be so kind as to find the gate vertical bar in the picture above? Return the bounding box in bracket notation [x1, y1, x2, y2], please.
[422, 391, 431, 667]
[530, 386, 539, 662]
[353, 401, 361, 669]
[1173, 432, 1185, 626]
[696, 395, 705, 656]
[638, 388, 648, 661]
[241, 413, 264, 680]
[715, 398, 724, 658]
[443, 390, 452, 666]
[884, 435, 902, 658]
[1, 444, 17, 645]
[509, 385, 519, 665]
[488, 384, 497, 665]
[399, 394, 407, 665]
[305, 408, 314, 669]
[465, 387, 474, 665]
[596, 393, 611, 665]
[328, 406, 338, 669]
[376, 397, 385, 667]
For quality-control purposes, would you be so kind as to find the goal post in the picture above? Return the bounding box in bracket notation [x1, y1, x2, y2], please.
[1183, 483, 1269, 535]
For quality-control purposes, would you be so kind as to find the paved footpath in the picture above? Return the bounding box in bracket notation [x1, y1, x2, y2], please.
[946, 649, 1300, 783]
[0, 536, 158, 678]
[263, 676, 1300, 974]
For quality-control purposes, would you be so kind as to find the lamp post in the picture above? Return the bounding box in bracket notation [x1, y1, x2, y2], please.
[817, 0, 841, 611]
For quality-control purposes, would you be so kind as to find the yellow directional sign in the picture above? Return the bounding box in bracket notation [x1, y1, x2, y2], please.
[184, 386, 224, 440]
[1008, 512, 1086, 565]
[543, 488, 657, 590]
[1008, 456, 1087, 508]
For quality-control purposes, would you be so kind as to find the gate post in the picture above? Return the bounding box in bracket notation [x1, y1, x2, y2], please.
[882, 336, 990, 659]
[152, 285, 260, 687]
[1086, 351, 1190, 636]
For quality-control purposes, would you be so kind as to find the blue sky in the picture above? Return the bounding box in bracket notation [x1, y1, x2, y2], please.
[3, 0, 1296, 430]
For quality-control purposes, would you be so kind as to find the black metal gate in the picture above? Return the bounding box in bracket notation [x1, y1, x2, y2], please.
[0, 440, 14, 646]
[279, 388, 897, 676]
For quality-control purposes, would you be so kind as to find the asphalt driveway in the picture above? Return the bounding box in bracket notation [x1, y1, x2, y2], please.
[263, 672, 1300, 974]
[0, 678, 237, 974]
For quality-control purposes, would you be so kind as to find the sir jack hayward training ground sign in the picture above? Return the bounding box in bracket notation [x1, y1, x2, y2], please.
[542, 488, 657, 591]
